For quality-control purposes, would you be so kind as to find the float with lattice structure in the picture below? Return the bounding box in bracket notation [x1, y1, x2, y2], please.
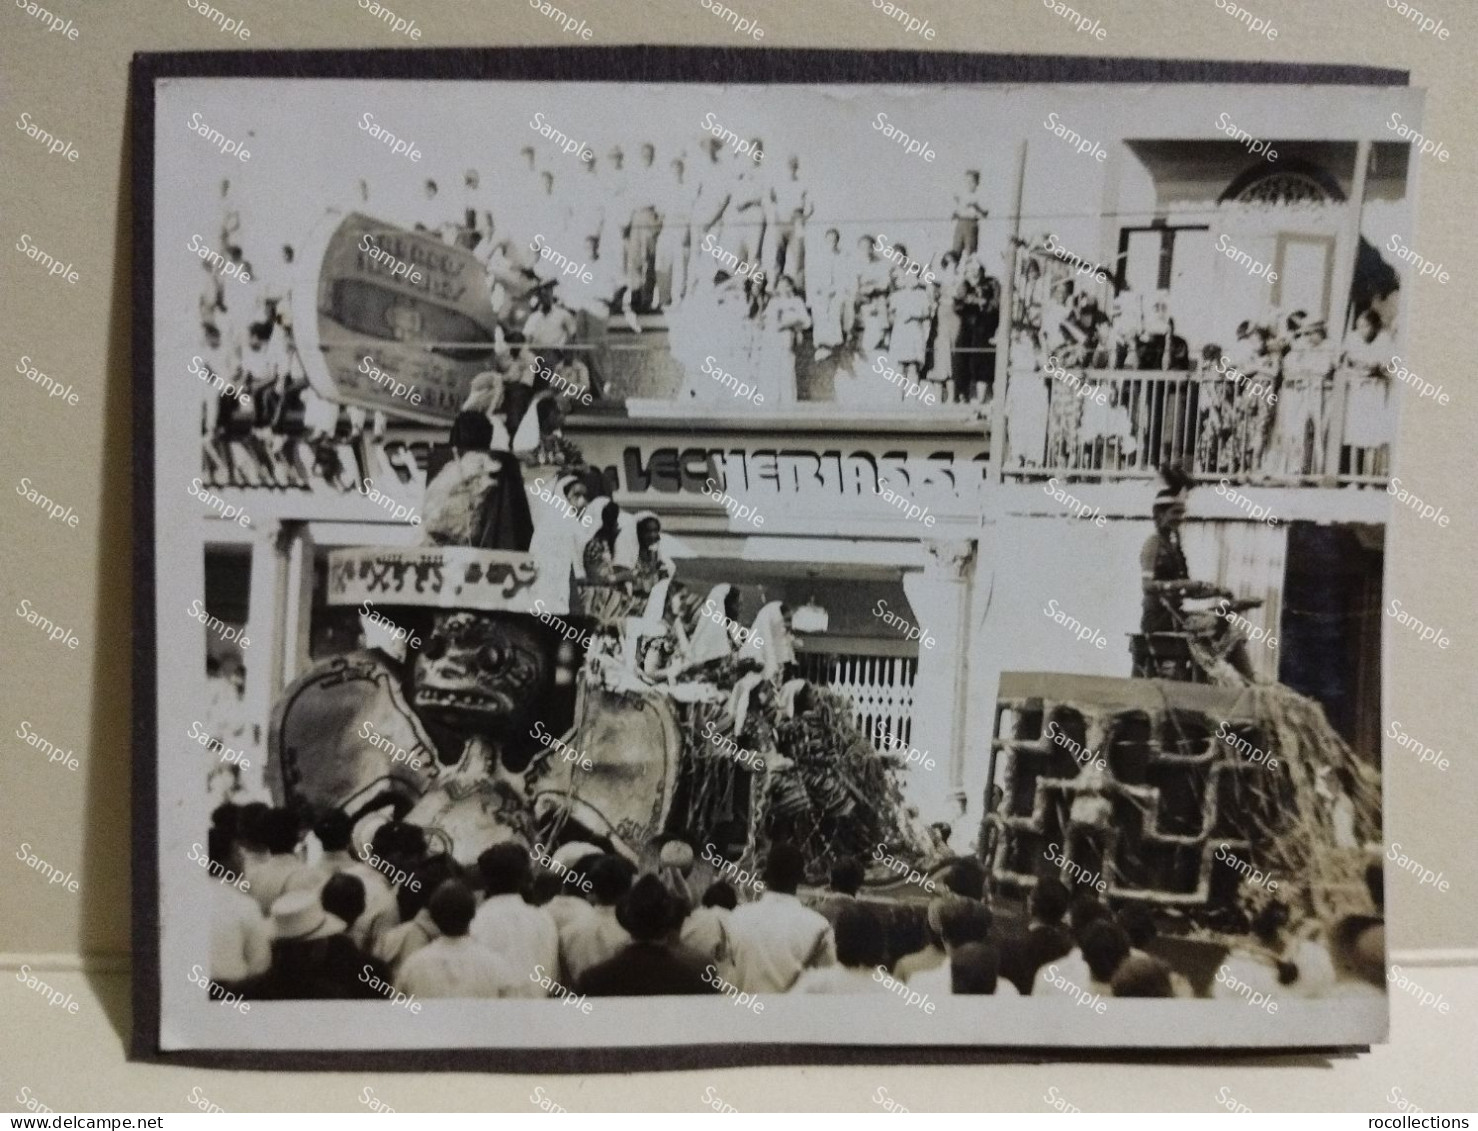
[981, 671, 1378, 923]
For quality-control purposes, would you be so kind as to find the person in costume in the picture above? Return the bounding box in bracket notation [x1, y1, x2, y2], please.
[1136, 466, 1254, 681]
[527, 473, 591, 615]
[422, 412, 533, 550]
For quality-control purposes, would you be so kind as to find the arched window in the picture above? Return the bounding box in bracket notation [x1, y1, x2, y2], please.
[1219, 160, 1346, 206]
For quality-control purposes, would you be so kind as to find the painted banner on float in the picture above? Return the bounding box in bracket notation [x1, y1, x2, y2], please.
[326, 547, 540, 611]
[295, 211, 497, 424]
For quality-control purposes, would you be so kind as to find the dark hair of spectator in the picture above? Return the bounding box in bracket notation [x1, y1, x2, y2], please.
[1030, 877, 1072, 925]
[371, 821, 427, 867]
[1080, 921, 1132, 984]
[235, 802, 272, 851]
[701, 881, 738, 911]
[398, 853, 461, 922]
[587, 854, 636, 906]
[1069, 891, 1109, 937]
[763, 842, 806, 895]
[321, 873, 367, 928]
[262, 808, 300, 855]
[314, 809, 353, 853]
[477, 842, 532, 898]
[949, 942, 1000, 995]
[938, 899, 993, 949]
[1116, 904, 1158, 950]
[1111, 954, 1173, 998]
[834, 904, 888, 969]
[616, 875, 677, 943]
[427, 879, 477, 937]
[829, 856, 864, 896]
[940, 858, 985, 900]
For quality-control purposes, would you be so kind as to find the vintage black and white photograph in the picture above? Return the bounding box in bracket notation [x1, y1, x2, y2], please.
[140, 57, 1417, 1056]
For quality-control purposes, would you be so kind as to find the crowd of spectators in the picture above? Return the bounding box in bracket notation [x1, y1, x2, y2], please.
[205, 802, 1386, 1003]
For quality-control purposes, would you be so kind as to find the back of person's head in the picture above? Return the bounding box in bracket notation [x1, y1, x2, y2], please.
[938, 898, 993, 950]
[1069, 891, 1108, 937]
[321, 873, 367, 927]
[701, 881, 738, 911]
[1251, 899, 1290, 944]
[1080, 921, 1132, 984]
[562, 852, 602, 897]
[939, 858, 986, 900]
[236, 802, 273, 851]
[262, 808, 301, 856]
[1116, 904, 1157, 950]
[314, 809, 353, 853]
[616, 874, 679, 943]
[527, 868, 562, 906]
[834, 904, 887, 970]
[210, 802, 242, 841]
[426, 879, 477, 938]
[1365, 860, 1384, 912]
[1029, 877, 1071, 926]
[449, 410, 493, 454]
[371, 821, 427, 868]
[829, 856, 864, 896]
[477, 842, 532, 898]
[763, 842, 806, 895]
[1111, 953, 1174, 998]
[949, 942, 1000, 995]
[399, 853, 461, 922]
[587, 854, 636, 907]
[207, 827, 237, 873]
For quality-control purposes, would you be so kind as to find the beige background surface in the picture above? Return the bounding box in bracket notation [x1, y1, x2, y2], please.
[1, 0, 1475, 1109]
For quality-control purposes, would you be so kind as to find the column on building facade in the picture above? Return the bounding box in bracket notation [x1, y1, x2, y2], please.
[899, 539, 976, 831]
[238, 520, 307, 794]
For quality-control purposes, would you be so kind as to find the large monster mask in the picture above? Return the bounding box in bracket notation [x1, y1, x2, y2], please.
[413, 610, 551, 727]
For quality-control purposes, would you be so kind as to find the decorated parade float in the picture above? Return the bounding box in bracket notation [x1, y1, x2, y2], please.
[262, 209, 1375, 939]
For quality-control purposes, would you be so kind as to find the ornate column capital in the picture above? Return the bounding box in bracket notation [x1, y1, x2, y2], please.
[922, 538, 975, 581]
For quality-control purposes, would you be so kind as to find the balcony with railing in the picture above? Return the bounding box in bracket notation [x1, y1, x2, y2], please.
[995, 353, 1390, 489]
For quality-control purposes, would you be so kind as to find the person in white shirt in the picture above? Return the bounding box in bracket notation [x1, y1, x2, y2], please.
[557, 854, 635, 984]
[468, 843, 559, 998]
[681, 881, 736, 966]
[654, 156, 696, 309]
[1034, 919, 1129, 998]
[626, 141, 663, 312]
[724, 843, 835, 994]
[371, 853, 461, 974]
[568, 151, 606, 252]
[205, 829, 271, 988]
[240, 807, 318, 915]
[532, 170, 575, 258]
[793, 903, 893, 994]
[907, 898, 1018, 996]
[400, 881, 520, 999]
[598, 146, 630, 275]
[951, 169, 988, 257]
[768, 154, 812, 293]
